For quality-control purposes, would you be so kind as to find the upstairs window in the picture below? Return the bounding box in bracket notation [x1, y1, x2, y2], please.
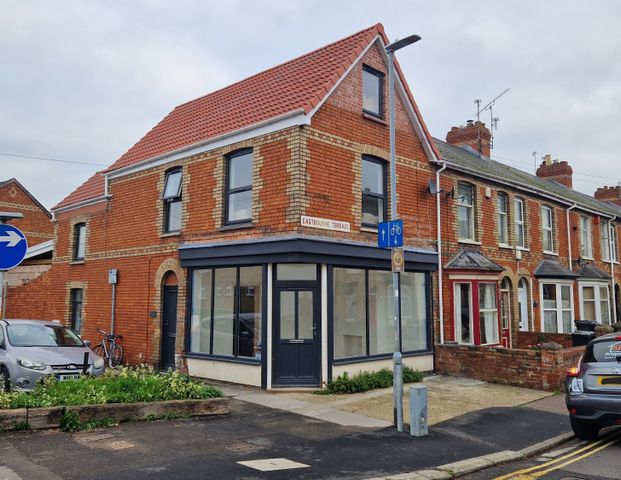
[601, 221, 611, 262]
[225, 149, 253, 224]
[514, 198, 526, 248]
[457, 182, 475, 241]
[580, 216, 593, 259]
[541, 206, 555, 253]
[73, 223, 86, 261]
[362, 65, 384, 117]
[497, 192, 509, 245]
[361, 156, 386, 227]
[162, 168, 182, 233]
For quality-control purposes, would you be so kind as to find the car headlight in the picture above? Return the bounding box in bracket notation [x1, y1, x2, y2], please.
[93, 356, 105, 369]
[18, 359, 47, 371]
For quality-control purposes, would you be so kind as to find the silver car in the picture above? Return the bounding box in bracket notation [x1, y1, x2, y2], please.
[0, 319, 105, 392]
[566, 333, 621, 439]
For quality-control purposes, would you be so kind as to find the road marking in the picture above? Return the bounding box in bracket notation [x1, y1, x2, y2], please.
[237, 458, 310, 472]
[494, 428, 621, 480]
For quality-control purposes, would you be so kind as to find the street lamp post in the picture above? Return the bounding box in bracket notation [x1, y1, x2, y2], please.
[386, 34, 421, 433]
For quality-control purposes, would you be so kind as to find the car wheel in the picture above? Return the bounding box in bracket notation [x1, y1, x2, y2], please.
[570, 416, 599, 440]
[0, 366, 10, 393]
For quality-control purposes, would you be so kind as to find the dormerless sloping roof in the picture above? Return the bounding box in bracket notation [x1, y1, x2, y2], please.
[54, 24, 437, 211]
[444, 249, 504, 272]
[434, 139, 621, 219]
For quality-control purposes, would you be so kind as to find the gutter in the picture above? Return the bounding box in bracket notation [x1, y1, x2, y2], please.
[51, 195, 111, 215]
[435, 161, 448, 344]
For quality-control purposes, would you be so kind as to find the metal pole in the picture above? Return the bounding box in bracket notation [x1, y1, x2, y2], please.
[110, 282, 116, 335]
[388, 49, 404, 432]
[0, 270, 5, 320]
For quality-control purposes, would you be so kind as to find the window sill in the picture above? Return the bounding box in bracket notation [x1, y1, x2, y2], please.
[458, 239, 482, 246]
[516, 246, 530, 252]
[362, 112, 388, 125]
[219, 222, 254, 232]
[184, 353, 261, 365]
[360, 226, 378, 233]
[160, 231, 181, 238]
[543, 250, 559, 256]
[498, 243, 513, 250]
[581, 256, 594, 261]
[70, 260, 85, 265]
[333, 349, 432, 365]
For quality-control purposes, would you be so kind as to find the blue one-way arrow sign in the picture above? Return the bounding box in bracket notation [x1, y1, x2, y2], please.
[0, 224, 28, 270]
[378, 220, 403, 248]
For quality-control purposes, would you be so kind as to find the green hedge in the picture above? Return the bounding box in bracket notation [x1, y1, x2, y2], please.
[325, 366, 423, 394]
[0, 365, 222, 410]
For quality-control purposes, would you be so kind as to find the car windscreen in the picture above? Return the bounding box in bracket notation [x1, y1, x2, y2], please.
[7, 324, 84, 347]
[584, 340, 621, 363]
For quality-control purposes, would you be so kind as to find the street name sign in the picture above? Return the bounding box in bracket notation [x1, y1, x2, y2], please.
[378, 220, 403, 248]
[0, 224, 28, 270]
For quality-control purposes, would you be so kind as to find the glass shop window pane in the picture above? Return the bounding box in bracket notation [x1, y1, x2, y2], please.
[333, 268, 366, 359]
[190, 269, 212, 354]
[212, 268, 236, 356]
[277, 264, 317, 281]
[238, 266, 262, 359]
[368, 270, 394, 355]
[401, 272, 427, 352]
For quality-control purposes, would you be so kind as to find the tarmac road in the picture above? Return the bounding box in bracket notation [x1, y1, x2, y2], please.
[461, 426, 621, 480]
[0, 398, 573, 480]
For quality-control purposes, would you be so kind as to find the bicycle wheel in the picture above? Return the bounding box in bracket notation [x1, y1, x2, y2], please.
[109, 344, 124, 368]
[92, 343, 106, 361]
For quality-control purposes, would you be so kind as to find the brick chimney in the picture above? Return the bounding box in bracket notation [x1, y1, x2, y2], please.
[536, 154, 573, 189]
[446, 120, 491, 157]
[594, 185, 621, 206]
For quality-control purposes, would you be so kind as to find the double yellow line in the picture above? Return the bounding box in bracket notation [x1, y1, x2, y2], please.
[494, 428, 621, 479]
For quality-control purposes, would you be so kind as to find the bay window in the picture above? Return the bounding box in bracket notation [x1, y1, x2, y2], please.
[541, 282, 573, 333]
[580, 283, 611, 325]
[452, 280, 499, 345]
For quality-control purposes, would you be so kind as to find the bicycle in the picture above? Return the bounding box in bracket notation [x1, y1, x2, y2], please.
[92, 328, 124, 368]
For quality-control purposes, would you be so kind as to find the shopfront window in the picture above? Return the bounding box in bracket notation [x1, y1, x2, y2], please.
[333, 268, 428, 360]
[189, 266, 263, 360]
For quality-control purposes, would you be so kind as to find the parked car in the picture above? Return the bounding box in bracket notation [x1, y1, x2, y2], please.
[566, 333, 621, 439]
[0, 319, 105, 392]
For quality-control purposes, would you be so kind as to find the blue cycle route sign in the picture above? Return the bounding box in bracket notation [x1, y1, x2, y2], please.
[377, 220, 403, 248]
[0, 224, 28, 270]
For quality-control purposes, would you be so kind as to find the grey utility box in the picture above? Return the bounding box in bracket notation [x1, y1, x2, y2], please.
[409, 384, 428, 437]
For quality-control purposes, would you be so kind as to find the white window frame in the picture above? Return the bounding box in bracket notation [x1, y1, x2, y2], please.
[497, 192, 509, 245]
[601, 221, 611, 262]
[478, 282, 499, 345]
[579, 282, 612, 325]
[454, 282, 474, 345]
[540, 281, 574, 333]
[579, 216, 593, 259]
[515, 198, 526, 248]
[541, 205, 555, 253]
[457, 183, 475, 241]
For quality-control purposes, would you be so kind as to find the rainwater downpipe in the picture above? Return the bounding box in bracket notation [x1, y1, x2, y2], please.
[567, 203, 578, 271]
[607, 220, 618, 323]
[436, 161, 448, 344]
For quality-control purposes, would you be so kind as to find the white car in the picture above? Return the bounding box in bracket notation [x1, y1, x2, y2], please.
[0, 319, 105, 392]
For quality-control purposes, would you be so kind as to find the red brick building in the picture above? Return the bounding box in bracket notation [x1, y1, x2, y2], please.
[433, 123, 621, 355]
[24, 24, 441, 388]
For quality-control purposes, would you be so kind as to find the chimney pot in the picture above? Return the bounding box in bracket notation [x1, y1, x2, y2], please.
[445, 121, 492, 157]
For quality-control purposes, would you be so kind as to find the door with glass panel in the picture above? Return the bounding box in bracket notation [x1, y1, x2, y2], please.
[273, 287, 320, 386]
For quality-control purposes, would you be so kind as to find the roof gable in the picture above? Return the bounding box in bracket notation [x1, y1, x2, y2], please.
[0, 178, 51, 218]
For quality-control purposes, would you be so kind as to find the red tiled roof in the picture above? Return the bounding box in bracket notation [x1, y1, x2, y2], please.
[54, 172, 104, 209]
[54, 23, 437, 210]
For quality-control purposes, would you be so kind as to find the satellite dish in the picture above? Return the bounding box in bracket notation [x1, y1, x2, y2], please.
[428, 180, 438, 195]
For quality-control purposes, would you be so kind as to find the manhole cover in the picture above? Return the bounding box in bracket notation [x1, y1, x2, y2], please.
[237, 458, 310, 472]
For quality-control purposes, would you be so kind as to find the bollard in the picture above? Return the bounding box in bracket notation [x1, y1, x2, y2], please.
[409, 384, 428, 437]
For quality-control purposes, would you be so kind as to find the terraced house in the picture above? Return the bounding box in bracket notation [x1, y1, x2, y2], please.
[432, 122, 621, 358]
[23, 24, 441, 389]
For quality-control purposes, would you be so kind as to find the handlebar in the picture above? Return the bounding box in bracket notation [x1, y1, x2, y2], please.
[97, 329, 123, 341]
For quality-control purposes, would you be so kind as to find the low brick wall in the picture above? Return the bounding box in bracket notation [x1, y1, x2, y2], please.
[516, 331, 574, 349]
[435, 343, 584, 391]
[0, 398, 228, 431]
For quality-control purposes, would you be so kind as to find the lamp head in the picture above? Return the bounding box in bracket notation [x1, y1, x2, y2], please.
[386, 34, 421, 53]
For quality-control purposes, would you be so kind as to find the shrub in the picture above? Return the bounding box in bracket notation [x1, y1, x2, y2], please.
[325, 366, 422, 394]
[0, 365, 222, 410]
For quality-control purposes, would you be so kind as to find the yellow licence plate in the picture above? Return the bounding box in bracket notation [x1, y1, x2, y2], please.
[598, 376, 621, 386]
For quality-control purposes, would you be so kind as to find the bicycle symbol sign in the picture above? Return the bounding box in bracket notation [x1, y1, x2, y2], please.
[378, 220, 403, 248]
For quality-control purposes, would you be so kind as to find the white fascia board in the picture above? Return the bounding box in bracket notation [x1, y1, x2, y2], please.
[52, 195, 110, 214]
[442, 161, 617, 220]
[24, 239, 53, 259]
[107, 109, 308, 180]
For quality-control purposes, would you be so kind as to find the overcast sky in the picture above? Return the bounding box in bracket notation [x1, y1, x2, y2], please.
[2, 0, 620, 209]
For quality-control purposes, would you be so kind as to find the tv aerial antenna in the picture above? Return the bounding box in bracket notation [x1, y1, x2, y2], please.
[474, 88, 510, 150]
